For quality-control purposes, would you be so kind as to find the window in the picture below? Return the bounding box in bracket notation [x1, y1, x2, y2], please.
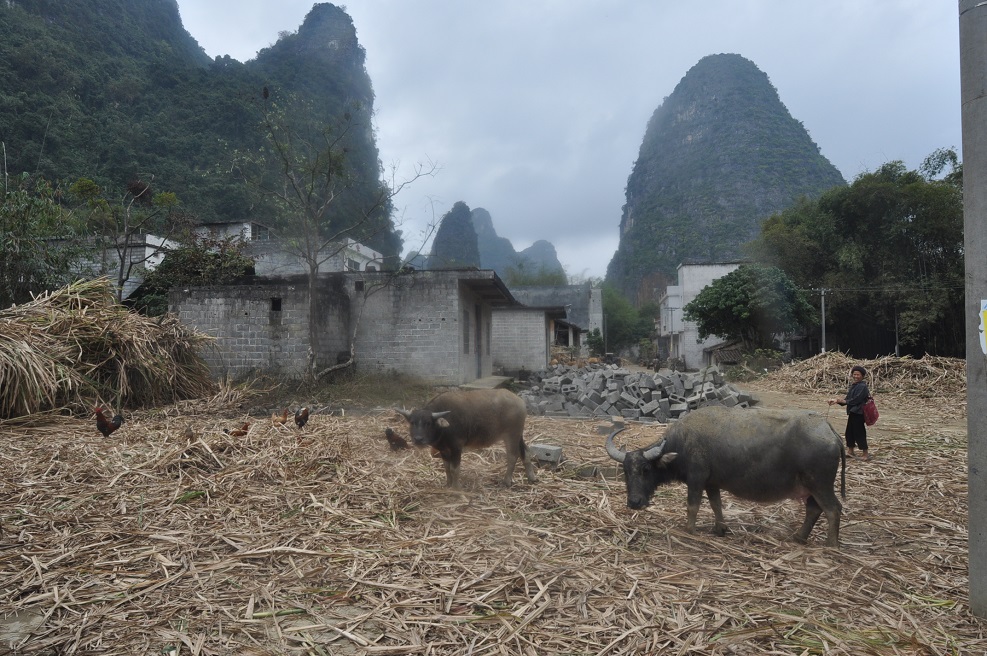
[251, 223, 271, 241]
[463, 309, 471, 353]
[346, 258, 361, 272]
[271, 297, 282, 312]
[355, 280, 365, 292]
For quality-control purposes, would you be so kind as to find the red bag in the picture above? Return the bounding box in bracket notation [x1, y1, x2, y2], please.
[863, 397, 879, 426]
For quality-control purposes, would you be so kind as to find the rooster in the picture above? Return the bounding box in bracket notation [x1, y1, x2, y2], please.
[272, 408, 289, 427]
[294, 406, 310, 429]
[383, 427, 410, 451]
[224, 422, 250, 437]
[93, 406, 124, 438]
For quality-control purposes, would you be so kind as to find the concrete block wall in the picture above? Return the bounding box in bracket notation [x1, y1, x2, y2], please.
[169, 278, 349, 379]
[492, 308, 548, 372]
[171, 269, 506, 385]
[351, 272, 465, 384]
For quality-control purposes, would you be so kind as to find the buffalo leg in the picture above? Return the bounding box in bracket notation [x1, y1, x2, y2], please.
[443, 450, 463, 488]
[795, 496, 824, 544]
[685, 485, 704, 533]
[811, 488, 843, 548]
[824, 506, 841, 548]
[706, 487, 728, 536]
[502, 437, 537, 487]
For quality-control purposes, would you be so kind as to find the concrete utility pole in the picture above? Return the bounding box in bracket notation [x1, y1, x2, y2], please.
[960, 0, 987, 619]
[813, 288, 828, 353]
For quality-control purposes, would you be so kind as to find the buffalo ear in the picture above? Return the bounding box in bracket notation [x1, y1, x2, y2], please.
[659, 452, 677, 466]
[395, 408, 412, 420]
[436, 417, 451, 429]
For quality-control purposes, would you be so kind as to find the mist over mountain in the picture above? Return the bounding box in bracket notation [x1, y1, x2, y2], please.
[606, 53, 846, 303]
[426, 204, 564, 281]
[471, 208, 565, 280]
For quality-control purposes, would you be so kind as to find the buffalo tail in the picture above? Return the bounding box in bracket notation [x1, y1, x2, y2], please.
[840, 444, 846, 499]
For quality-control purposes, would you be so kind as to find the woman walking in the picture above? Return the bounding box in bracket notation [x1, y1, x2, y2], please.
[829, 365, 871, 460]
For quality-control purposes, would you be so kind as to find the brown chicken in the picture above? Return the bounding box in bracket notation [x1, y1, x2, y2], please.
[224, 422, 250, 437]
[272, 408, 289, 427]
[93, 406, 124, 438]
[294, 406, 310, 429]
[383, 427, 410, 451]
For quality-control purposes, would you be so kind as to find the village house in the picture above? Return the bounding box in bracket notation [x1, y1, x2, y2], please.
[167, 223, 601, 383]
[168, 268, 519, 385]
[656, 261, 742, 370]
[490, 282, 603, 374]
[194, 221, 385, 275]
[69, 233, 178, 300]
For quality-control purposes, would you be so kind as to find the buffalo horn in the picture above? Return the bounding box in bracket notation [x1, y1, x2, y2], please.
[395, 408, 411, 419]
[642, 440, 666, 461]
[431, 410, 452, 420]
[605, 427, 627, 463]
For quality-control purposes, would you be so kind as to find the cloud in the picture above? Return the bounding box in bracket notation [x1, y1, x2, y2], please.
[176, 0, 962, 280]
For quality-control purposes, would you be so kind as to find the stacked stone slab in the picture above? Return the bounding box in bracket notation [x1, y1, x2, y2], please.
[519, 365, 757, 422]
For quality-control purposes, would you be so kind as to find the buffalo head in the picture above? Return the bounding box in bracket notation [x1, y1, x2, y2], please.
[606, 427, 677, 509]
[395, 408, 452, 447]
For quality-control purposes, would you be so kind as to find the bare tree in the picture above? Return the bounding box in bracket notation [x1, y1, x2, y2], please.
[234, 92, 436, 377]
[71, 176, 189, 302]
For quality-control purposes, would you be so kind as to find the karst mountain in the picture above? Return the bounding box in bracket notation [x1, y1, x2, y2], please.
[606, 53, 846, 304]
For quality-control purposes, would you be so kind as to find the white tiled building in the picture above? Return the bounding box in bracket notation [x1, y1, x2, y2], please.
[657, 261, 742, 370]
[194, 221, 384, 275]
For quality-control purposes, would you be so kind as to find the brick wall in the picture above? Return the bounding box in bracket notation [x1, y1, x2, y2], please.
[170, 270, 509, 385]
[169, 277, 349, 378]
[492, 308, 548, 373]
[350, 271, 470, 385]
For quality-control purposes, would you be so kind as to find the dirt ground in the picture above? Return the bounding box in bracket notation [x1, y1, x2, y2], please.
[0, 376, 981, 655]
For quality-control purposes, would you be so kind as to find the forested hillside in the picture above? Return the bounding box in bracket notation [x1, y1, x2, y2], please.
[0, 0, 397, 257]
[606, 54, 846, 304]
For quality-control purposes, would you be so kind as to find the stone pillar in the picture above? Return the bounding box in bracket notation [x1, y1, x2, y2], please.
[960, 0, 987, 618]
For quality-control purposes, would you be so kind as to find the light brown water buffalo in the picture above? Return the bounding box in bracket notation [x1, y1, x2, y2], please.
[396, 388, 537, 489]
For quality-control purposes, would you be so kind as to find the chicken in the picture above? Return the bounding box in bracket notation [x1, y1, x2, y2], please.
[94, 406, 124, 438]
[294, 406, 310, 429]
[182, 425, 195, 440]
[224, 422, 250, 437]
[383, 427, 410, 451]
[272, 408, 289, 427]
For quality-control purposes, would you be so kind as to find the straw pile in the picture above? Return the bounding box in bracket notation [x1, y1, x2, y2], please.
[0, 278, 215, 419]
[769, 352, 965, 398]
[1, 385, 982, 654]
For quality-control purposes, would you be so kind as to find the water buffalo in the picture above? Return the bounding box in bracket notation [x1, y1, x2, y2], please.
[396, 388, 537, 489]
[606, 406, 846, 547]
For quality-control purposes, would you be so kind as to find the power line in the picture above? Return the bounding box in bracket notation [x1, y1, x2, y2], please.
[799, 284, 964, 293]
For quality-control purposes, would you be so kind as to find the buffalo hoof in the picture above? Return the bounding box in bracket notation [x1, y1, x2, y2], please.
[712, 525, 729, 537]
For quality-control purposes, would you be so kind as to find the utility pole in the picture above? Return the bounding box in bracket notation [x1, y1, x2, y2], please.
[960, 0, 987, 618]
[813, 288, 829, 353]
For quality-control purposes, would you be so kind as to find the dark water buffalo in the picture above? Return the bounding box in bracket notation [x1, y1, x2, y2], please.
[396, 388, 537, 488]
[606, 406, 846, 547]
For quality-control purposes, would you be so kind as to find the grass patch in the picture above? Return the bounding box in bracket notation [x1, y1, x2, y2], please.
[245, 370, 444, 412]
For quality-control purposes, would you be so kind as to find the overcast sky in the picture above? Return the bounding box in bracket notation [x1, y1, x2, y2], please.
[175, 1, 961, 280]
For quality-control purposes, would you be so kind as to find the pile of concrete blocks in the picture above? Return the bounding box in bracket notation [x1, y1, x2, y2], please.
[519, 364, 758, 422]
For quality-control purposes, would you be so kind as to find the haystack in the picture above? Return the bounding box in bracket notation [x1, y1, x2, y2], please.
[770, 351, 965, 409]
[0, 278, 215, 419]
